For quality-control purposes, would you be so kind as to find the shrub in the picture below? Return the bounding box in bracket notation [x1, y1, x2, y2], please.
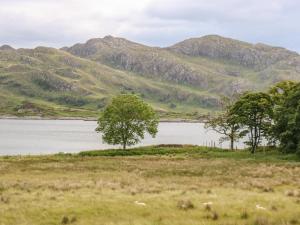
[211, 211, 219, 220]
[61, 216, 69, 224]
[241, 210, 249, 219]
[54, 94, 89, 107]
[177, 200, 194, 210]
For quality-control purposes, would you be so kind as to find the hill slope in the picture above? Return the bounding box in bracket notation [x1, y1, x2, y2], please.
[0, 45, 219, 119]
[1, 35, 300, 119]
[65, 35, 300, 93]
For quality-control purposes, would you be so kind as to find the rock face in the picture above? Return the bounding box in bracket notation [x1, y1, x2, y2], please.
[65, 36, 211, 89]
[0, 42, 222, 114]
[64, 35, 300, 95]
[168, 35, 299, 69]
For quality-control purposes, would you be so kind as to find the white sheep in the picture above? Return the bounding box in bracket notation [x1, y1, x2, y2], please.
[256, 204, 267, 210]
[203, 201, 213, 206]
[134, 201, 146, 206]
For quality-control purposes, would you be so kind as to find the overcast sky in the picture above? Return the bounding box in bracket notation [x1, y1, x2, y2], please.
[1, 0, 300, 52]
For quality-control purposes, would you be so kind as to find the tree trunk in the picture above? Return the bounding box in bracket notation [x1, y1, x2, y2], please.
[251, 140, 257, 154]
[230, 137, 234, 151]
[251, 145, 255, 154]
[123, 142, 126, 150]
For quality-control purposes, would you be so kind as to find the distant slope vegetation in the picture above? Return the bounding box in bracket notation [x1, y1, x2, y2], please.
[1, 35, 300, 118]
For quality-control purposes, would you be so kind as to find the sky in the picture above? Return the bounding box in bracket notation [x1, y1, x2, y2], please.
[0, 0, 300, 52]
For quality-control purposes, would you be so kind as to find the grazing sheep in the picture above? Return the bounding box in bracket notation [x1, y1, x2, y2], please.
[134, 201, 146, 206]
[203, 201, 213, 206]
[256, 204, 267, 210]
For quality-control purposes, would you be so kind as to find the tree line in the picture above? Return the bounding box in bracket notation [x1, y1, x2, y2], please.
[205, 81, 300, 155]
[96, 81, 299, 156]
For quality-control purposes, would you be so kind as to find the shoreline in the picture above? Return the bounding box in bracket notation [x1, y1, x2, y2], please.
[0, 115, 204, 123]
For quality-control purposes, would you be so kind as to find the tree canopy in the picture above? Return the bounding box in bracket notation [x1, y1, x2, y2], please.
[96, 94, 158, 149]
[271, 82, 300, 154]
[230, 92, 273, 153]
[205, 96, 241, 150]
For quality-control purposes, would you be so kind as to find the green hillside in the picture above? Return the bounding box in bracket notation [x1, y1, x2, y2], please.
[1, 35, 300, 119]
[0, 46, 218, 119]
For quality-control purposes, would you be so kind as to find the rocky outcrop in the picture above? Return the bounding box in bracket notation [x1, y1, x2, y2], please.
[168, 35, 299, 69]
[62, 35, 300, 103]
[106, 51, 210, 88]
[64, 36, 211, 89]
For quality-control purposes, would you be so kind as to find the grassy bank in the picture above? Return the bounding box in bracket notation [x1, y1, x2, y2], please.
[78, 145, 300, 162]
[0, 146, 300, 225]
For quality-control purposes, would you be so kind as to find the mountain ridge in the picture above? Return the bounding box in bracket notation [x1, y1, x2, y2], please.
[168, 35, 299, 69]
[64, 34, 300, 93]
[1, 35, 300, 119]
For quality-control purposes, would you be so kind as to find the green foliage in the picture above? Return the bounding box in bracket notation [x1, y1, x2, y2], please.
[169, 103, 177, 109]
[31, 72, 71, 92]
[271, 82, 300, 154]
[96, 98, 108, 109]
[225, 81, 300, 157]
[79, 145, 200, 157]
[52, 94, 90, 107]
[96, 94, 159, 149]
[268, 81, 297, 104]
[205, 96, 241, 150]
[230, 92, 273, 153]
[78, 145, 299, 162]
[205, 114, 241, 150]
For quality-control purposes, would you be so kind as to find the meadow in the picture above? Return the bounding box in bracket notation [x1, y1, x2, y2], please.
[0, 146, 299, 225]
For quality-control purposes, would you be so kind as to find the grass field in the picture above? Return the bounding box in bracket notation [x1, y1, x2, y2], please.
[0, 146, 299, 225]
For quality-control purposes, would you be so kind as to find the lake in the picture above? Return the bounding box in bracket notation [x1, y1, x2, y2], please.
[0, 119, 246, 155]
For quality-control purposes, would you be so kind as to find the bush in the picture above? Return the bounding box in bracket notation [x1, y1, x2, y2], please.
[169, 103, 177, 109]
[177, 200, 194, 210]
[96, 97, 108, 109]
[53, 94, 89, 107]
[78, 145, 201, 157]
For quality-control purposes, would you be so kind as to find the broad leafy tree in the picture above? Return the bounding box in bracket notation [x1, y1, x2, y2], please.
[267, 81, 297, 145]
[96, 94, 158, 150]
[230, 92, 273, 153]
[271, 83, 300, 154]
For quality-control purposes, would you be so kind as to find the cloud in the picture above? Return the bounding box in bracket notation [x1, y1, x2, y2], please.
[140, 0, 300, 51]
[146, 0, 284, 22]
[0, 0, 151, 47]
[0, 0, 299, 52]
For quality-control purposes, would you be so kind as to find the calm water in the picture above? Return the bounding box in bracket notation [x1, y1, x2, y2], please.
[0, 119, 245, 155]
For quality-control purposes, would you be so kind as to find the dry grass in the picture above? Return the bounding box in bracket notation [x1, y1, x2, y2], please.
[0, 152, 299, 225]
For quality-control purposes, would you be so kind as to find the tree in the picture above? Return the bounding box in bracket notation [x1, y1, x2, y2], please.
[268, 81, 297, 104]
[267, 81, 298, 145]
[205, 96, 241, 150]
[230, 92, 273, 153]
[270, 82, 300, 154]
[96, 94, 158, 150]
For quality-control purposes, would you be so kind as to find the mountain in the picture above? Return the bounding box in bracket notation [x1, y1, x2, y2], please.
[65, 36, 238, 93]
[1, 35, 300, 119]
[168, 35, 299, 69]
[65, 35, 300, 89]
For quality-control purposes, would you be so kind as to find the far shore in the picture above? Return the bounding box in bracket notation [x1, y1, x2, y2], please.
[0, 115, 204, 123]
